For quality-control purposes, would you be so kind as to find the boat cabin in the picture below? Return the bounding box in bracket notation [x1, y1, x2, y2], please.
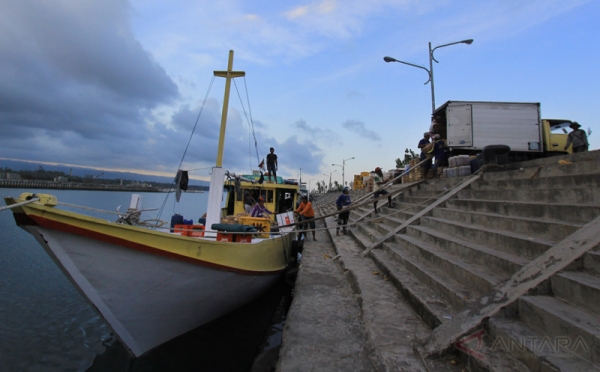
[222, 173, 301, 218]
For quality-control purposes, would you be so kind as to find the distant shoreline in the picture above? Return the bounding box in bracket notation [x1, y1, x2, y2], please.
[0, 179, 163, 192]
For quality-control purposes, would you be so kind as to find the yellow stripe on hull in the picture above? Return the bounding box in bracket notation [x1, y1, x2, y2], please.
[7, 194, 291, 274]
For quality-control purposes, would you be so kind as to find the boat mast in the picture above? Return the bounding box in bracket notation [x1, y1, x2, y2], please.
[214, 50, 246, 166]
[204, 50, 245, 235]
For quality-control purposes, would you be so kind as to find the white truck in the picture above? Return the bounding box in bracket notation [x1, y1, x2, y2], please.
[433, 101, 575, 160]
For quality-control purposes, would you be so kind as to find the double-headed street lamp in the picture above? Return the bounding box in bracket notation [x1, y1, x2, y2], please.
[323, 170, 338, 192]
[332, 157, 355, 188]
[384, 39, 473, 113]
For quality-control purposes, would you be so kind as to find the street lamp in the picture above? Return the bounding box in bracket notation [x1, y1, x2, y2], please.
[383, 39, 473, 113]
[323, 170, 337, 192]
[332, 157, 355, 188]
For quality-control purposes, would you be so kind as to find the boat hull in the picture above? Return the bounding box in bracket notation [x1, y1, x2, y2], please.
[5, 195, 292, 357]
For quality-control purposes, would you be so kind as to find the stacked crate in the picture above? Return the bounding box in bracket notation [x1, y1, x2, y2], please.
[364, 174, 374, 192]
[407, 158, 423, 182]
[353, 174, 364, 190]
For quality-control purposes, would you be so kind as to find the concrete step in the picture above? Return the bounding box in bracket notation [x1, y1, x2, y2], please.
[584, 251, 600, 274]
[369, 249, 456, 330]
[551, 270, 600, 317]
[382, 240, 477, 312]
[445, 198, 600, 224]
[353, 219, 384, 244]
[390, 233, 502, 296]
[403, 224, 528, 277]
[366, 216, 395, 236]
[420, 215, 555, 260]
[489, 150, 600, 180]
[457, 187, 600, 204]
[472, 173, 600, 192]
[488, 315, 597, 371]
[517, 295, 600, 363]
[431, 207, 583, 242]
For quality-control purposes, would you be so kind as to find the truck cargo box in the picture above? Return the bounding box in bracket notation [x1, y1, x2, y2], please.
[434, 101, 542, 153]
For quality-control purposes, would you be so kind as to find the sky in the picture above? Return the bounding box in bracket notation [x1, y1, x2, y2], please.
[1, 0, 598, 190]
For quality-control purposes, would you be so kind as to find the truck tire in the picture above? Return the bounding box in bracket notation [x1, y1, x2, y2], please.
[482, 145, 511, 165]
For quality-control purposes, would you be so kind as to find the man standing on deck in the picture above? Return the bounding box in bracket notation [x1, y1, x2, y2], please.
[266, 147, 278, 183]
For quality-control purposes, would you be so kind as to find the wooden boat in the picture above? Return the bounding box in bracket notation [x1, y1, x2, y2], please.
[3, 51, 300, 357]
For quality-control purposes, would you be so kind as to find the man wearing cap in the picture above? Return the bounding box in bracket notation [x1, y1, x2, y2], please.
[250, 196, 273, 218]
[564, 122, 589, 153]
[372, 167, 393, 214]
[335, 187, 351, 236]
[295, 195, 317, 240]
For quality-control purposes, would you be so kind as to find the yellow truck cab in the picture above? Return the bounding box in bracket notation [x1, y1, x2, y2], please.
[542, 119, 574, 155]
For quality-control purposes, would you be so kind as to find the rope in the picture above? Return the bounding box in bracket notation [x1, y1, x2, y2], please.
[233, 77, 262, 170]
[57, 201, 120, 215]
[0, 198, 39, 212]
[156, 76, 216, 223]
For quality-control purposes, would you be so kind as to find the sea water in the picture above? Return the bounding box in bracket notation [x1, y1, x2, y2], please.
[0, 189, 288, 371]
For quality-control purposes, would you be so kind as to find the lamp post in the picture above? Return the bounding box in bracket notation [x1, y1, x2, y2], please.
[383, 39, 473, 113]
[332, 156, 355, 188]
[323, 170, 337, 192]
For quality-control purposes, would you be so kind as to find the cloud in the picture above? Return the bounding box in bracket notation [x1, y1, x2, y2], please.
[0, 0, 179, 170]
[291, 119, 342, 146]
[342, 120, 381, 141]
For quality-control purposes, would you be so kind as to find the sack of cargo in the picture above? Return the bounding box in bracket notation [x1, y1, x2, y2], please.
[422, 142, 434, 154]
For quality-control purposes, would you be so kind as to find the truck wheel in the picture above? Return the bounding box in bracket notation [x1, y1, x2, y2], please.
[483, 145, 511, 165]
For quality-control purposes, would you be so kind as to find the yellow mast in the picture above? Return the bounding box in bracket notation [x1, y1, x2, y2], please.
[213, 50, 245, 167]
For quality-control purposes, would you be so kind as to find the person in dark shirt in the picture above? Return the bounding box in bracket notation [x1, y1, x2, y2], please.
[418, 132, 432, 178]
[335, 187, 351, 236]
[432, 134, 446, 178]
[564, 122, 589, 153]
[266, 147, 278, 184]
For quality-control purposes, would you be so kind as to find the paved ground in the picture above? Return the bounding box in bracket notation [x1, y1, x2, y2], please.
[276, 217, 374, 372]
[276, 213, 463, 372]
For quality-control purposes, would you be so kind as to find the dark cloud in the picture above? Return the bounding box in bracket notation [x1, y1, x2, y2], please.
[342, 119, 381, 141]
[0, 0, 178, 166]
[0, 1, 324, 179]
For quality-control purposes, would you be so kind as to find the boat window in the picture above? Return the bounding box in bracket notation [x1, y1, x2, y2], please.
[260, 190, 274, 203]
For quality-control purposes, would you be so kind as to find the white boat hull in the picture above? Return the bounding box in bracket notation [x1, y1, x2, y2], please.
[24, 225, 282, 357]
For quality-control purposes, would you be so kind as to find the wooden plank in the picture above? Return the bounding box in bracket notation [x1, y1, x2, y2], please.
[422, 214, 600, 358]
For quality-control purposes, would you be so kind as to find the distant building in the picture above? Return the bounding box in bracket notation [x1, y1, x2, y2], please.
[4, 173, 21, 180]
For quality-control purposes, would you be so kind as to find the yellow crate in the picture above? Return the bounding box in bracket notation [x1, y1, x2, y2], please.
[354, 174, 362, 181]
[238, 216, 271, 238]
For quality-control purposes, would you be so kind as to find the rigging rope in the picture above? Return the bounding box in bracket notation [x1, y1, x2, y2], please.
[233, 78, 262, 170]
[154, 76, 217, 227]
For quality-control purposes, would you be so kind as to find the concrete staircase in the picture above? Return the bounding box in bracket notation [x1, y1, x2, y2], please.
[339, 151, 600, 371]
